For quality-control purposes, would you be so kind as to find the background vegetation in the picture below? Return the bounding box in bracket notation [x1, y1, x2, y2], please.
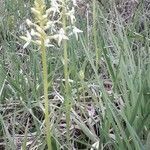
[0, 0, 150, 149]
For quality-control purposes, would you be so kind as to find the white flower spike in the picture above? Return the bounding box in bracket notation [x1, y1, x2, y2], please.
[21, 0, 83, 48]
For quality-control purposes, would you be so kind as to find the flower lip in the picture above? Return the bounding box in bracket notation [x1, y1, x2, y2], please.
[20, 31, 32, 49]
[72, 26, 83, 40]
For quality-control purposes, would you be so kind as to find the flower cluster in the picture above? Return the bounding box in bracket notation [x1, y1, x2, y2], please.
[21, 0, 83, 49]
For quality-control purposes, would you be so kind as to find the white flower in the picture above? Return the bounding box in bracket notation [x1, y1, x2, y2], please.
[48, 0, 60, 16]
[52, 28, 69, 46]
[44, 21, 56, 31]
[31, 8, 40, 16]
[66, 7, 76, 24]
[72, 26, 83, 40]
[31, 29, 40, 37]
[44, 38, 54, 47]
[26, 19, 33, 27]
[72, 0, 77, 6]
[20, 31, 32, 49]
[35, 38, 54, 47]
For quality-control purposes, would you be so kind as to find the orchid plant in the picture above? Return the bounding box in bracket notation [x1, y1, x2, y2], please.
[20, 0, 82, 149]
[21, 0, 82, 49]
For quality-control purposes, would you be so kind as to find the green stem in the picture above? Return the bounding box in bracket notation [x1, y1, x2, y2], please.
[93, 0, 99, 69]
[62, 0, 70, 145]
[63, 36, 70, 142]
[41, 39, 52, 150]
